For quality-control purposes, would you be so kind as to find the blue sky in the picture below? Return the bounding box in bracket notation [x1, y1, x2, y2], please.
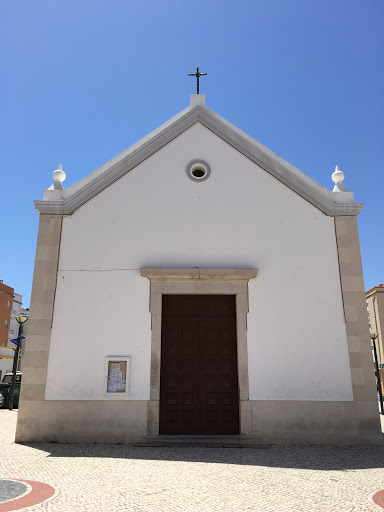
[1, 0, 383, 306]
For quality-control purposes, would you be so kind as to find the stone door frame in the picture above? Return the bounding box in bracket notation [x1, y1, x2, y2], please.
[140, 268, 258, 436]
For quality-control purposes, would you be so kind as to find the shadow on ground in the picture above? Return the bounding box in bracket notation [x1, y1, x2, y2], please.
[20, 442, 384, 471]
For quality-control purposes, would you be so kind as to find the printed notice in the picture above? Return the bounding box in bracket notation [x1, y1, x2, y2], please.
[107, 361, 127, 393]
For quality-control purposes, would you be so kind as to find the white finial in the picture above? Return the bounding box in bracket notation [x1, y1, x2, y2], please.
[332, 165, 344, 183]
[52, 164, 66, 190]
[331, 165, 349, 192]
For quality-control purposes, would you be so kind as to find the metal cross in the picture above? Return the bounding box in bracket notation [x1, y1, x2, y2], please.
[188, 66, 207, 94]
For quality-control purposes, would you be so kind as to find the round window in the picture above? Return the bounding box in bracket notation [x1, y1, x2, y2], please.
[186, 160, 211, 182]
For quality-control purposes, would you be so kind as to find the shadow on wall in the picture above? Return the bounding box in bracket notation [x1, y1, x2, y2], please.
[20, 442, 384, 471]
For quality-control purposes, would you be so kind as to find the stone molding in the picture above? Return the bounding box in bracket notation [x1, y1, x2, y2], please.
[141, 267, 257, 436]
[140, 268, 258, 281]
[334, 217, 382, 444]
[366, 286, 384, 299]
[16, 214, 63, 441]
[34, 105, 362, 217]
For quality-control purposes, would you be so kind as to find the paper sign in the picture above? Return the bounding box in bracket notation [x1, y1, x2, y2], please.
[107, 360, 127, 393]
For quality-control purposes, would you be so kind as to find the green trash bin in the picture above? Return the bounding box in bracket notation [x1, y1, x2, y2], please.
[0, 373, 22, 408]
[0, 383, 10, 408]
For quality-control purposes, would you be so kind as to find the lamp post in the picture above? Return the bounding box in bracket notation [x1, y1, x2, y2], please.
[8, 316, 28, 411]
[371, 332, 384, 415]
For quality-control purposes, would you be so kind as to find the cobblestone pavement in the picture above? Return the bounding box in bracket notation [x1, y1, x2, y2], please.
[1, 410, 384, 512]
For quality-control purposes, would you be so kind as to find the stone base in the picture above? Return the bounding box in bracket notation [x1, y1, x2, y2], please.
[16, 400, 147, 444]
[15, 399, 383, 446]
[249, 400, 383, 446]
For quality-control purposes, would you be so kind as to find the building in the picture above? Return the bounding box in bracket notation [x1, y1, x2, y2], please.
[0, 284, 24, 379]
[0, 280, 14, 380]
[366, 284, 384, 389]
[16, 94, 382, 445]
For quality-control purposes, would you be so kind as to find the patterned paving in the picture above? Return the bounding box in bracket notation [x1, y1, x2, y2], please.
[0, 479, 55, 512]
[0, 480, 27, 503]
[373, 490, 384, 509]
[0, 410, 383, 511]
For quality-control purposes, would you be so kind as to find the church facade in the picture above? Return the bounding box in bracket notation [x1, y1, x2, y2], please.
[16, 95, 382, 445]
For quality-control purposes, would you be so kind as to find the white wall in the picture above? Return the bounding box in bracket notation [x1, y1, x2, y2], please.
[45, 123, 353, 401]
[46, 271, 151, 400]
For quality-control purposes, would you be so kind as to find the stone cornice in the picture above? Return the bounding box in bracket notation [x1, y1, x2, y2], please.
[366, 287, 384, 298]
[140, 268, 258, 281]
[34, 105, 363, 217]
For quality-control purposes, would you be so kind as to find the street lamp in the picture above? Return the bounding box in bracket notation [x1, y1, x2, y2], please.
[8, 316, 28, 411]
[371, 332, 384, 415]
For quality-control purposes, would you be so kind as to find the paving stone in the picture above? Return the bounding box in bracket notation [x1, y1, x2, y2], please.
[0, 410, 383, 511]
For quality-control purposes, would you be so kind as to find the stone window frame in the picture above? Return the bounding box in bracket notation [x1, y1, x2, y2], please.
[140, 268, 258, 436]
[186, 159, 211, 183]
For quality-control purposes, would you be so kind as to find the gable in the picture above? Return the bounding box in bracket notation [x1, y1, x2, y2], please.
[35, 97, 362, 216]
[58, 123, 339, 273]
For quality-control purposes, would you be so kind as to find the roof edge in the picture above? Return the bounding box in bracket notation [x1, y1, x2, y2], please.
[366, 286, 384, 297]
[34, 103, 363, 217]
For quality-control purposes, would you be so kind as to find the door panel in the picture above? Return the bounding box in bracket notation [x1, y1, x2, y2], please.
[160, 295, 239, 435]
[160, 317, 199, 433]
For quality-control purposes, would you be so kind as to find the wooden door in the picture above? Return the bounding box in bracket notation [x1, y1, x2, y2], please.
[159, 295, 239, 434]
